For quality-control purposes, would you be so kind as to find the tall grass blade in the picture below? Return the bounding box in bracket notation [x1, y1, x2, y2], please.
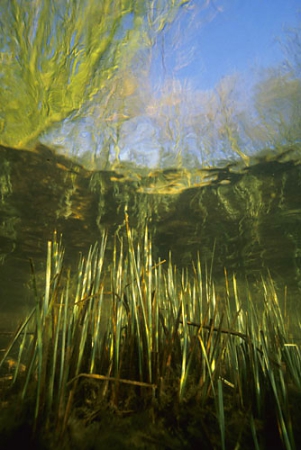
[217, 378, 226, 450]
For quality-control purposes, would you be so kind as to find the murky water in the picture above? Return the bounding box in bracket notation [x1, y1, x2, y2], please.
[1, 144, 301, 337]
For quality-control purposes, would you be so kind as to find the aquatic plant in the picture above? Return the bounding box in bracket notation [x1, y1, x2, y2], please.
[0, 215, 301, 449]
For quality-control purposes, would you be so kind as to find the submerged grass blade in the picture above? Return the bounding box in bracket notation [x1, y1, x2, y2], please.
[250, 414, 261, 450]
[11, 326, 28, 385]
[198, 332, 216, 398]
[179, 294, 188, 401]
[260, 331, 295, 450]
[0, 306, 36, 373]
[217, 378, 226, 450]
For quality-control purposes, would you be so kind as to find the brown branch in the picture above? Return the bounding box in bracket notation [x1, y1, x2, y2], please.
[180, 320, 249, 341]
[180, 320, 282, 369]
[67, 373, 157, 389]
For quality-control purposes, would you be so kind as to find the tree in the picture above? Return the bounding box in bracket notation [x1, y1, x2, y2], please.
[0, 0, 189, 149]
[252, 22, 301, 149]
[254, 70, 301, 148]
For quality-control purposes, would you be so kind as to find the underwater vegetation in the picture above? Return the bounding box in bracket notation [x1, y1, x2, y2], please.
[0, 214, 301, 449]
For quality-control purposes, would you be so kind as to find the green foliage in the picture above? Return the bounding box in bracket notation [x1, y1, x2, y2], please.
[0, 0, 187, 149]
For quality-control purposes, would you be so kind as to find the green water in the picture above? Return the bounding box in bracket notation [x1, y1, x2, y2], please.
[1, 144, 301, 333]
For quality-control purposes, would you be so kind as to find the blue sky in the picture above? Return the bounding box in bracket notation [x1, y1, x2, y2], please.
[151, 0, 301, 91]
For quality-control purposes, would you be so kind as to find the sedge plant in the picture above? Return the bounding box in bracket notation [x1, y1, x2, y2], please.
[0, 217, 300, 449]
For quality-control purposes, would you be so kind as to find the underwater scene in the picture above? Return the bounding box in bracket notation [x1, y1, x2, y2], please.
[1, 1, 301, 449]
[1, 143, 301, 449]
